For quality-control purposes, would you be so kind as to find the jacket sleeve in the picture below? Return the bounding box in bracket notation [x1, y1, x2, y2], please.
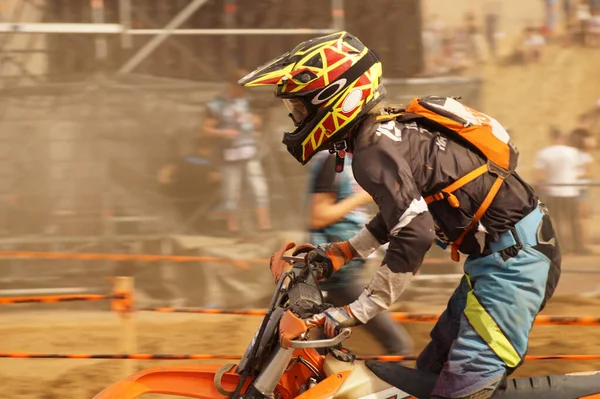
[348, 142, 436, 324]
[351, 143, 435, 274]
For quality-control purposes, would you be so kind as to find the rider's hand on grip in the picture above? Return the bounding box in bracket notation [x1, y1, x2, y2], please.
[292, 244, 332, 280]
[305, 305, 360, 337]
[294, 242, 358, 277]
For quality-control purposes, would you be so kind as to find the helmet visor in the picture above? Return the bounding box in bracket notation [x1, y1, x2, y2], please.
[282, 99, 309, 127]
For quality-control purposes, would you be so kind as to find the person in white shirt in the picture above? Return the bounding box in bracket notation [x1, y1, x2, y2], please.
[533, 126, 584, 254]
[570, 128, 596, 253]
[588, 9, 600, 46]
[518, 26, 545, 64]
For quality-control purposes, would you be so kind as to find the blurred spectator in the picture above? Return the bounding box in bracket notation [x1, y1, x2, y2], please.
[422, 15, 445, 75]
[563, 0, 576, 31]
[544, 0, 559, 36]
[588, 8, 600, 45]
[202, 69, 272, 235]
[441, 28, 471, 72]
[563, 0, 580, 45]
[422, 14, 453, 75]
[570, 127, 596, 252]
[483, 3, 501, 58]
[533, 126, 584, 254]
[516, 26, 546, 64]
[156, 140, 222, 234]
[576, 0, 593, 45]
[463, 11, 489, 62]
[579, 99, 600, 134]
[307, 152, 413, 355]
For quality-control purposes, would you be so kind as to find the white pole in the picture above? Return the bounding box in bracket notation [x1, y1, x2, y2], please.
[90, 0, 108, 60]
[331, 0, 345, 30]
[126, 28, 337, 35]
[118, 0, 133, 49]
[0, 23, 336, 36]
[223, 0, 237, 72]
[118, 0, 211, 74]
[0, 22, 123, 34]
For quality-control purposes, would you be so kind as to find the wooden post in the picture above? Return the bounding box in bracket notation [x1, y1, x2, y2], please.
[113, 276, 136, 377]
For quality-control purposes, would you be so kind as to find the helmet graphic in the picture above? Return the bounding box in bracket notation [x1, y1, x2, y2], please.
[238, 31, 385, 164]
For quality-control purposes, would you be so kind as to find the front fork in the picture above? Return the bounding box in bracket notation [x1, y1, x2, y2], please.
[249, 347, 296, 398]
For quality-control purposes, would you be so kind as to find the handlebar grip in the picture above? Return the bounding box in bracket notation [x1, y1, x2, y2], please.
[281, 256, 333, 280]
[313, 261, 333, 280]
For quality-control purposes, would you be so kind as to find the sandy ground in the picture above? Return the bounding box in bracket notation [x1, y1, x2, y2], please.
[2, 294, 600, 399]
[2, 252, 600, 399]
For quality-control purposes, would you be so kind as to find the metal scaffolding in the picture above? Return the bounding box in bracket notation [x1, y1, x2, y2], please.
[0, 0, 344, 80]
[0, 1, 479, 306]
[0, 0, 345, 284]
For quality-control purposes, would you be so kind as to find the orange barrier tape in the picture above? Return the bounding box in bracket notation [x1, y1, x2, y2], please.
[111, 291, 133, 314]
[0, 249, 597, 267]
[390, 313, 600, 327]
[1, 353, 599, 361]
[137, 307, 268, 316]
[0, 353, 243, 360]
[358, 355, 600, 362]
[0, 294, 126, 305]
[0, 250, 257, 269]
[0, 250, 450, 266]
[137, 308, 600, 327]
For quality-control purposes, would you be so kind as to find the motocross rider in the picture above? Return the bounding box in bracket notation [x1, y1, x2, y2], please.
[238, 31, 561, 399]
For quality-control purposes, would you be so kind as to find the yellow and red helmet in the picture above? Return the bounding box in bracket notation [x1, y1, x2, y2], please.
[238, 31, 385, 165]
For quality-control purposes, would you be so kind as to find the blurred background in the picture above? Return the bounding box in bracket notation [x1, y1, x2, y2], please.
[0, 0, 600, 397]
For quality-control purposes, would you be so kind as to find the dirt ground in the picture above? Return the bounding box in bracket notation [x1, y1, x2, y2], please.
[1, 294, 600, 399]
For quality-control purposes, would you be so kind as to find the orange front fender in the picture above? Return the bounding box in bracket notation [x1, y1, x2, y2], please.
[93, 363, 249, 399]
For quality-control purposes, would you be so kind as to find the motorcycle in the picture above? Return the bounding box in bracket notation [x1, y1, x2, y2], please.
[94, 242, 600, 399]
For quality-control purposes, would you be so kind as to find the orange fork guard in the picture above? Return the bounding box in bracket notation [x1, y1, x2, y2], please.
[280, 309, 308, 349]
[92, 364, 250, 399]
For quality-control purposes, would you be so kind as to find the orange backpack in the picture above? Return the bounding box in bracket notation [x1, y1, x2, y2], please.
[377, 96, 519, 262]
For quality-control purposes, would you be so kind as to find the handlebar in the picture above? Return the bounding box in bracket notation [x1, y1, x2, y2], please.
[288, 328, 352, 349]
[278, 253, 346, 348]
[281, 255, 306, 263]
[281, 255, 333, 281]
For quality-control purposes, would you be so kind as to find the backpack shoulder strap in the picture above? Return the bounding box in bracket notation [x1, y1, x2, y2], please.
[375, 110, 425, 124]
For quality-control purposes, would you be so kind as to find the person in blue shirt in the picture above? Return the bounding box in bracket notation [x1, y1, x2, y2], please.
[202, 70, 272, 234]
[307, 151, 413, 356]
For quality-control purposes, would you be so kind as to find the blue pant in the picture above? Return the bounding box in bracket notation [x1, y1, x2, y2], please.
[417, 204, 561, 398]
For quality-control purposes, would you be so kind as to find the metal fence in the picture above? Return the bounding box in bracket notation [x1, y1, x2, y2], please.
[0, 73, 484, 239]
[0, 73, 483, 301]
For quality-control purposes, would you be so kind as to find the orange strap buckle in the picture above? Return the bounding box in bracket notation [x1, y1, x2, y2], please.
[424, 164, 489, 208]
[449, 176, 505, 262]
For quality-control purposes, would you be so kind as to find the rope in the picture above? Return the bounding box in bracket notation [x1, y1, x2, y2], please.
[137, 308, 600, 327]
[1, 353, 599, 361]
[0, 294, 126, 305]
[0, 250, 257, 269]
